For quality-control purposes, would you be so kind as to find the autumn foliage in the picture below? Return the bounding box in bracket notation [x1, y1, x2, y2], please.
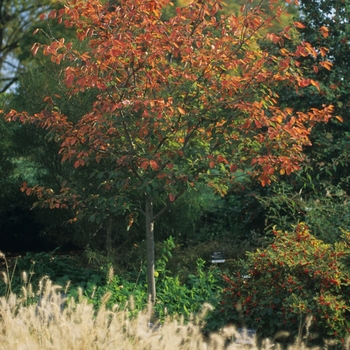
[4, 0, 335, 209]
[219, 223, 350, 344]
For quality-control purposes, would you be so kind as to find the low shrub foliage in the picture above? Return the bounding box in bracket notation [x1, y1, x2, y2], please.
[217, 223, 350, 345]
[77, 237, 224, 321]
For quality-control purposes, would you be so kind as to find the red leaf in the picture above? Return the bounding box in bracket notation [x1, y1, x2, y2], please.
[140, 161, 149, 170]
[169, 193, 176, 202]
[48, 10, 57, 19]
[44, 96, 53, 104]
[298, 78, 311, 87]
[166, 163, 174, 170]
[254, 119, 263, 128]
[66, 74, 75, 87]
[230, 164, 238, 173]
[217, 155, 227, 163]
[209, 161, 215, 168]
[260, 174, 271, 187]
[150, 160, 159, 171]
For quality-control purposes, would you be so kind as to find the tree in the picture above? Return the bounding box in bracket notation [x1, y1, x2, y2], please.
[278, 0, 350, 189]
[0, 0, 54, 92]
[252, 0, 350, 241]
[294, 0, 350, 193]
[3, 0, 334, 303]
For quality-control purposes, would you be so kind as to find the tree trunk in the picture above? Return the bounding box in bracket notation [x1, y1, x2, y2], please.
[145, 196, 156, 304]
[106, 216, 113, 259]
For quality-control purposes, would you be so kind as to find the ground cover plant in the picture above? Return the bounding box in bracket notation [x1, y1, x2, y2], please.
[80, 252, 223, 321]
[0, 237, 224, 323]
[217, 223, 350, 346]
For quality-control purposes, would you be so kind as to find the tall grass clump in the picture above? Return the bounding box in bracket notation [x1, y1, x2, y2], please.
[0, 282, 275, 350]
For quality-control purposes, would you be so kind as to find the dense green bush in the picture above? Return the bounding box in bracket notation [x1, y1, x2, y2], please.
[74, 237, 224, 321]
[0, 250, 103, 298]
[256, 180, 350, 244]
[215, 223, 350, 345]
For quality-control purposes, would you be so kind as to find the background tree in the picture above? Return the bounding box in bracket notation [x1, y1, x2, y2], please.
[252, 0, 350, 242]
[4, 0, 334, 302]
[0, 0, 54, 92]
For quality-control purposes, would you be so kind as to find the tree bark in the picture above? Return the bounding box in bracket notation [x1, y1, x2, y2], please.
[106, 216, 113, 259]
[145, 196, 156, 304]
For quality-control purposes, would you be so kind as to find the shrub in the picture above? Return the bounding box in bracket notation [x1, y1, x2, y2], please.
[216, 223, 350, 345]
[0, 250, 104, 298]
[76, 237, 224, 321]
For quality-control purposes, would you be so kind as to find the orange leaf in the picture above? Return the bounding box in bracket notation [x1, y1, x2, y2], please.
[275, 115, 283, 124]
[150, 160, 159, 171]
[178, 107, 186, 115]
[44, 96, 53, 104]
[310, 79, 320, 92]
[320, 47, 328, 57]
[20, 182, 27, 192]
[319, 26, 329, 38]
[293, 21, 306, 29]
[335, 116, 343, 122]
[320, 61, 333, 71]
[169, 193, 176, 202]
[66, 74, 75, 87]
[209, 161, 215, 168]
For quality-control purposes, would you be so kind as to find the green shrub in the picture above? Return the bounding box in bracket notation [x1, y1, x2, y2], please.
[77, 237, 224, 321]
[0, 250, 103, 298]
[216, 223, 350, 345]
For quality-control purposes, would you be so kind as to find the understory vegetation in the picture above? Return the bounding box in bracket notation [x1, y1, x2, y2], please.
[1, 223, 350, 348]
[2, 281, 334, 350]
